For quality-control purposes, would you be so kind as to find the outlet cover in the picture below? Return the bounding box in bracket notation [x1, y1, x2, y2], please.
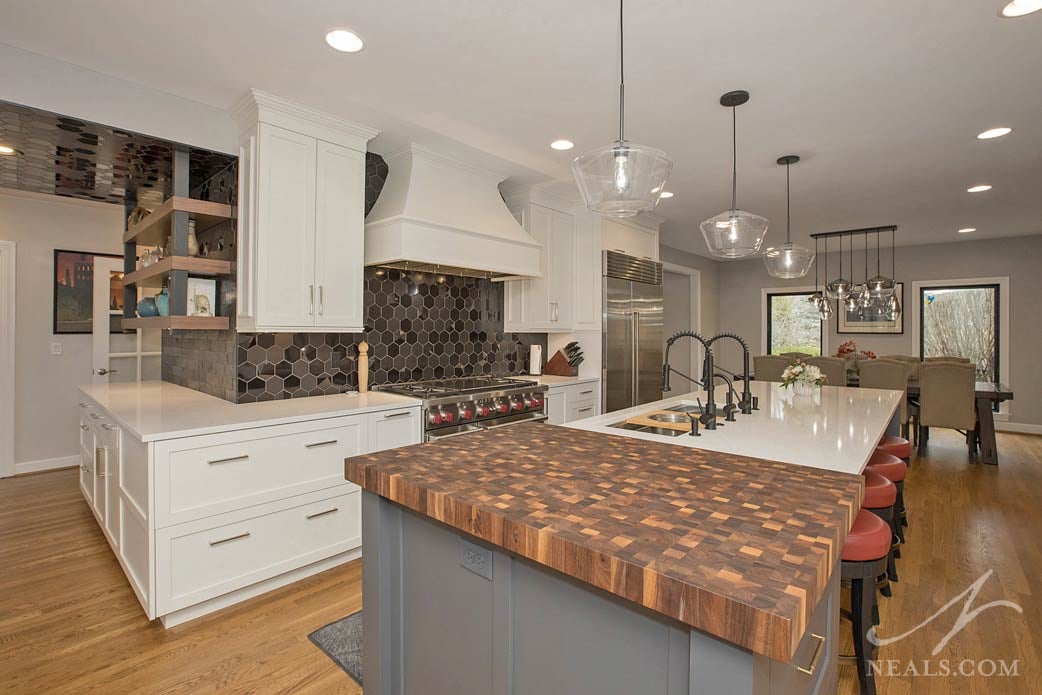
[459, 538, 493, 581]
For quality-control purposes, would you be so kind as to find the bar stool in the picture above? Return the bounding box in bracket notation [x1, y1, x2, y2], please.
[877, 434, 912, 461]
[842, 510, 891, 695]
[866, 451, 908, 544]
[862, 471, 900, 586]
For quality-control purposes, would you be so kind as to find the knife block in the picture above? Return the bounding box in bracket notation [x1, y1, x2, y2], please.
[542, 350, 578, 377]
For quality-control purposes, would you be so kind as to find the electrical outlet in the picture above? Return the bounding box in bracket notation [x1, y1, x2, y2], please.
[459, 538, 493, 581]
[50, 342, 62, 356]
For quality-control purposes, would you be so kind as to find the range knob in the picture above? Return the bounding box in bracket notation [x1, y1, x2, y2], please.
[529, 394, 544, 410]
[427, 408, 443, 426]
[510, 396, 524, 412]
[495, 398, 511, 414]
[441, 407, 456, 424]
[458, 403, 474, 420]
[476, 401, 492, 418]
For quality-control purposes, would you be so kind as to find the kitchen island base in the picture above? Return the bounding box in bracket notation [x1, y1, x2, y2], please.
[361, 491, 839, 695]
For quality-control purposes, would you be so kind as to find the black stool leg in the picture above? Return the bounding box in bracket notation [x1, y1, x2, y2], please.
[851, 576, 877, 695]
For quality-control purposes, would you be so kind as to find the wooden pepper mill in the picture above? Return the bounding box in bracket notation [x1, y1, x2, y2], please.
[358, 340, 369, 393]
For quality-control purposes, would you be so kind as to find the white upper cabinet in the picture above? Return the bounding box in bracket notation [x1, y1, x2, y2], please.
[602, 217, 659, 261]
[233, 90, 378, 333]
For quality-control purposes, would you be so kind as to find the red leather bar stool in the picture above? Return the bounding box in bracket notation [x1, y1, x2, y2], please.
[862, 471, 900, 587]
[877, 433, 912, 461]
[842, 510, 891, 695]
[867, 451, 908, 545]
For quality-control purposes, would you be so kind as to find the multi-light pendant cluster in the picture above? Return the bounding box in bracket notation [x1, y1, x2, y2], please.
[810, 227, 901, 323]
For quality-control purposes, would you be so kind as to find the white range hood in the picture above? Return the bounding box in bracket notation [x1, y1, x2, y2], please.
[364, 144, 542, 278]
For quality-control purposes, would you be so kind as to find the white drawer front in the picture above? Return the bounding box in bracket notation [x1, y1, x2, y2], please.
[154, 417, 363, 527]
[155, 489, 360, 615]
[566, 383, 599, 402]
[566, 399, 598, 422]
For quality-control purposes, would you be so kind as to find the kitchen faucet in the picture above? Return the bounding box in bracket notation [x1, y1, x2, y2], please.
[662, 331, 718, 429]
[706, 332, 756, 414]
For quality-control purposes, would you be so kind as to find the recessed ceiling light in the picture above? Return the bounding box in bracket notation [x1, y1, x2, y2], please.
[1001, 0, 1042, 17]
[958, 227, 977, 234]
[0, 144, 15, 155]
[659, 191, 674, 199]
[325, 29, 364, 53]
[967, 184, 992, 193]
[550, 139, 574, 151]
[977, 127, 1012, 139]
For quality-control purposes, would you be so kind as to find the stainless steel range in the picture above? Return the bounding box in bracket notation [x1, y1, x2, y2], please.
[377, 377, 548, 442]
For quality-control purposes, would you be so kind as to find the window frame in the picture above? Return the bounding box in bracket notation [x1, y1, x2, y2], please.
[762, 287, 825, 357]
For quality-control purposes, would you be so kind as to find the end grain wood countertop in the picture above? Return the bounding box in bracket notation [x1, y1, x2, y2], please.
[345, 422, 863, 662]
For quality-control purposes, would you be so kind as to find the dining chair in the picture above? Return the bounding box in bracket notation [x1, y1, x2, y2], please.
[917, 361, 977, 456]
[860, 359, 916, 441]
[879, 355, 921, 382]
[806, 356, 847, 388]
[754, 355, 792, 382]
[780, 351, 813, 360]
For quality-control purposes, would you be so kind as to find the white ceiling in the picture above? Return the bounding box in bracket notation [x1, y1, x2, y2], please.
[2, 0, 1040, 256]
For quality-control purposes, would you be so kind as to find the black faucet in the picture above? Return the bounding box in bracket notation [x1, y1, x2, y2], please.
[662, 331, 718, 428]
[711, 373, 739, 422]
[706, 332, 755, 414]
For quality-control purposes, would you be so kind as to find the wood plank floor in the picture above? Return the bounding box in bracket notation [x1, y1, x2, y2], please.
[1, 429, 1039, 694]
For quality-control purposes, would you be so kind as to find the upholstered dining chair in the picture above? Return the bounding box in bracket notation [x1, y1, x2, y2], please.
[860, 359, 916, 440]
[918, 361, 977, 456]
[781, 351, 813, 360]
[879, 355, 921, 383]
[754, 355, 792, 382]
[806, 356, 848, 388]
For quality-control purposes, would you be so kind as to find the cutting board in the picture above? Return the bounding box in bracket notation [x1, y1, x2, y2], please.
[624, 410, 696, 432]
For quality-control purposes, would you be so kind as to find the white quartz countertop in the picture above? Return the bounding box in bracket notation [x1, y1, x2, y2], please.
[78, 381, 421, 442]
[567, 381, 902, 475]
[516, 375, 599, 388]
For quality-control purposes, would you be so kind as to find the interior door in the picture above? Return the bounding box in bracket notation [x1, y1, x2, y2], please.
[92, 257, 161, 384]
[604, 278, 633, 412]
[633, 280, 664, 406]
[314, 141, 365, 330]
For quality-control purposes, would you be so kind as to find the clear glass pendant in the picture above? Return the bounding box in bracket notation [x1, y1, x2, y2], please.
[818, 298, 834, 321]
[844, 291, 860, 313]
[573, 141, 673, 217]
[764, 242, 815, 279]
[700, 209, 769, 259]
[887, 293, 902, 321]
[825, 278, 851, 300]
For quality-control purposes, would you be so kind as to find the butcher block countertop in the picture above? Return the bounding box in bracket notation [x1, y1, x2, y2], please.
[344, 422, 864, 662]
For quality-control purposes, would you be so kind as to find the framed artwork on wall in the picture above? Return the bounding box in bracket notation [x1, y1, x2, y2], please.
[186, 277, 217, 318]
[52, 249, 123, 334]
[837, 283, 904, 334]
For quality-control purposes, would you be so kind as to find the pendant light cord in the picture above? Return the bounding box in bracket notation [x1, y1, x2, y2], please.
[876, 229, 881, 276]
[731, 106, 738, 213]
[863, 231, 869, 284]
[785, 161, 791, 245]
[618, 0, 625, 143]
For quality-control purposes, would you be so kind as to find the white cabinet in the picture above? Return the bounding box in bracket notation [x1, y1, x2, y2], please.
[234, 90, 377, 333]
[366, 407, 421, 452]
[602, 217, 659, 261]
[571, 215, 601, 331]
[544, 381, 601, 424]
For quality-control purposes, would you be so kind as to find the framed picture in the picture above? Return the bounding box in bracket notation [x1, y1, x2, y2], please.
[837, 283, 904, 334]
[53, 249, 123, 334]
[186, 277, 217, 318]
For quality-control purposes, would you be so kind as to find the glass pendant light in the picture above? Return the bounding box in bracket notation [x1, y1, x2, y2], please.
[572, 0, 673, 217]
[700, 90, 769, 258]
[810, 236, 834, 320]
[764, 155, 815, 278]
[867, 229, 895, 298]
[825, 234, 852, 299]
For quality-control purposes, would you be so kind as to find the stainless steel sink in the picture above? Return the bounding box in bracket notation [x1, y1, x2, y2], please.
[647, 412, 691, 423]
[606, 421, 688, 437]
[666, 404, 703, 414]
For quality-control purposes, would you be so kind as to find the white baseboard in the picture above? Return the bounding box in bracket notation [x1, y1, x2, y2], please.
[996, 422, 1042, 436]
[14, 454, 79, 476]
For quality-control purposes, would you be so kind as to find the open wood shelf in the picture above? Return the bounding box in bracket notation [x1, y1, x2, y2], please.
[121, 316, 229, 330]
[123, 256, 234, 289]
[123, 196, 233, 247]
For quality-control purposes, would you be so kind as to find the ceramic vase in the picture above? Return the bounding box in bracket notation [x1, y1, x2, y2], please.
[136, 297, 159, 318]
[155, 288, 170, 316]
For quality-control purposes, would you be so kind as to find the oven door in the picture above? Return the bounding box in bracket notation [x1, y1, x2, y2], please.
[425, 413, 548, 442]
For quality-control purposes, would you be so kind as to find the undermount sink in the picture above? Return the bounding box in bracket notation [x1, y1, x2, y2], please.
[606, 421, 688, 438]
[666, 404, 703, 414]
[647, 412, 692, 424]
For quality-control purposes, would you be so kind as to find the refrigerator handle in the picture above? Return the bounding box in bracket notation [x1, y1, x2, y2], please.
[632, 311, 640, 405]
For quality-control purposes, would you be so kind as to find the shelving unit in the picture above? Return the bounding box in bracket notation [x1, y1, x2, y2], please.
[122, 145, 235, 330]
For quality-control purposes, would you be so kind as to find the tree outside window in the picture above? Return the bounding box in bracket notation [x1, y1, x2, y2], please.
[767, 292, 822, 356]
[920, 285, 999, 381]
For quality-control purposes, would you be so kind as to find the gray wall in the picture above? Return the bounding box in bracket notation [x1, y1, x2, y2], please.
[707, 234, 1042, 427]
[660, 244, 720, 340]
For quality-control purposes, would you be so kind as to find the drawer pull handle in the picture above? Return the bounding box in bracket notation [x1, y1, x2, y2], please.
[95, 447, 107, 477]
[90, 413, 102, 419]
[79, 402, 94, 408]
[207, 454, 250, 465]
[579, 390, 593, 395]
[305, 507, 339, 520]
[796, 633, 826, 676]
[100, 424, 115, 431]
[210, 532, 251, 547]
[384, 411, 412, 419]
[80, 424, 90, 431]
[577, 407, 593, 413]
[305, 440, 338, 449]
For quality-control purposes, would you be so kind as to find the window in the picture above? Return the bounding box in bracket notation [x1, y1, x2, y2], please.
[919, 284, 999, 381]
[766, 292, 822, 356]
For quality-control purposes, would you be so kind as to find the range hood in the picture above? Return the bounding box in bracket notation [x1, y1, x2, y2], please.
[364, 144, 542, 278]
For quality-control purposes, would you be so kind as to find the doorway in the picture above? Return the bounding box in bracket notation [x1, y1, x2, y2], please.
[661, 265, 701, 394]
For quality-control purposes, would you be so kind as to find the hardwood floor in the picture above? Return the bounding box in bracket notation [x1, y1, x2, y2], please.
[1, 429, 1039, 694]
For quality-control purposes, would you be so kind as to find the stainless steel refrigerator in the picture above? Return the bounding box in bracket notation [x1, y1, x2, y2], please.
[602, 251, 664, 413]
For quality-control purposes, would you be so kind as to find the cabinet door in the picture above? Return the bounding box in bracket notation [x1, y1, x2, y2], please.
[79, 443, 94, 506]
[547, 210, 575, 328]
[367, 408, 421, 452]
[255, 124, 317, 328]
[603, 218, 658, 260]
[572, 216, 601, 330]
[545, 391, 567, 425]
[314, 141, 366, 331]
[523, 205, 552, 328]
[104, 436, 121, 545]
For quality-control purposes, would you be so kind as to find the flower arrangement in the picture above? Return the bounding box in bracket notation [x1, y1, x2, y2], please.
[780, 360, 827, 394]
[835, 340, 876, 377]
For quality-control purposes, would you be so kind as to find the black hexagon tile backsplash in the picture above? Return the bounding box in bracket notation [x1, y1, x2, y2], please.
[234, 267, 546, 403]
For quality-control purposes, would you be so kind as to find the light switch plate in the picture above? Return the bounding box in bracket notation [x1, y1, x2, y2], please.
[50, 342, 62, 355]
[459, 538, 493, 581]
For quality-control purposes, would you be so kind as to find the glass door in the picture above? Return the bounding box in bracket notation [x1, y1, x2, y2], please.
[91, 256, 161, 384]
